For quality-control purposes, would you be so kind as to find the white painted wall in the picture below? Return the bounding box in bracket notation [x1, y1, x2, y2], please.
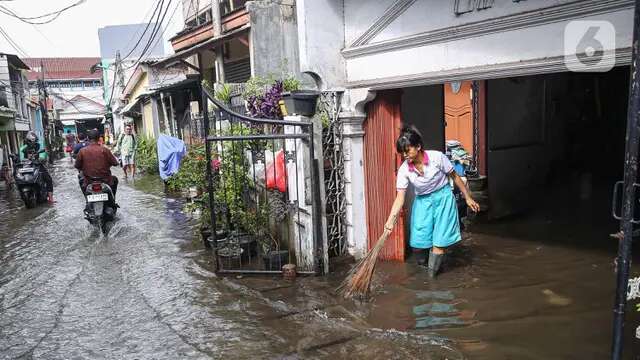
[345, 9, 633, 86]
[297, 0, 635, 89]
[296, 0, 346, 89]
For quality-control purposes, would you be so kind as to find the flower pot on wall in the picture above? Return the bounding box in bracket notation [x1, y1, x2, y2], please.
[280, 90, 320, 117]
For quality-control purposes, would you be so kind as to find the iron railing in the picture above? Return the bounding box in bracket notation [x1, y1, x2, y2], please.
[201, 86, 324, 275]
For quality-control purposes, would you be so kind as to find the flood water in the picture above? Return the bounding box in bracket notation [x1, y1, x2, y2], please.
[0, 160, 632, 359]
[0, 161, 461, 359]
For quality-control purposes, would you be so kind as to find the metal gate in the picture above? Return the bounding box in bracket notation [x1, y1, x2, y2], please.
[201, 86, 324, 275]
[320, 91, 348, 257]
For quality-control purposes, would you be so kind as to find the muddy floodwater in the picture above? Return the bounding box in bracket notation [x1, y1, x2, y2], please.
[0, 160, 629, 359]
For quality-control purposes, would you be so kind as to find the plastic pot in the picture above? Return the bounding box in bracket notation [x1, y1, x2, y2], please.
[280, 90, 320, 117]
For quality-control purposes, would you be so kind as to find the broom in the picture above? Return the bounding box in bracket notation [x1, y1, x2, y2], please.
[337, 227, 393, 299]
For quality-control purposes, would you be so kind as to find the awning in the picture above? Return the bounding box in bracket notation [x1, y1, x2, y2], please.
[155, 24, 250, 69]
[120, 97, 141, 115]
[149, 77, 199, 92]
[61, 120, 75, 126]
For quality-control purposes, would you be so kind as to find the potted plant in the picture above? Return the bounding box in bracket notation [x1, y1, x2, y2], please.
[280, 90, 321, 117]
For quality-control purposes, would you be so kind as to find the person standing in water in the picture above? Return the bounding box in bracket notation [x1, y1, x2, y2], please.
[384, 125, 480, 278]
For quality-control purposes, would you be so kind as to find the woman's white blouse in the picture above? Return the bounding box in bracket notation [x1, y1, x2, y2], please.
[396, 150, 454, 195]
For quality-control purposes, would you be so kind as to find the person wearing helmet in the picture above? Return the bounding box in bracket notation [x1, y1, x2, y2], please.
[20, 131, 54, 203]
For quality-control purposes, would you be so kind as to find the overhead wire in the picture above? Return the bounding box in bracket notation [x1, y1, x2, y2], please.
[122, 0, 173, 71]
[120, 0, 164, 61]
[132, 0, 171, 63]
[49, 91, 106, 116]
[0, 25, 29, 58]
[120, 0, 159, 59]
[0, 0, 85, 25]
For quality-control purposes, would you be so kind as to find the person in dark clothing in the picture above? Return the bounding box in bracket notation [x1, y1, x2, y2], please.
[73, 133, 90, 191]
[72, 132, 89, 157]
[21, 132, 54, 203]
[74, 129, 119, 200]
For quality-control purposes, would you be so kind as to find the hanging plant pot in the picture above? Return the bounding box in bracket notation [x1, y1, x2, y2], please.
[280, 90, 320, 117]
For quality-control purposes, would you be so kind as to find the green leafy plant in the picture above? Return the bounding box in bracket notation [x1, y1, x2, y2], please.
[282, 76, 300, 92]
[166, 144, 207, 192]
[214, 83, 232, 105]
[135, 136, 159, 175]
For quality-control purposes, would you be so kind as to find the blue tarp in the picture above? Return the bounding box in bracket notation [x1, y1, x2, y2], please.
[157, 134, 186, 180]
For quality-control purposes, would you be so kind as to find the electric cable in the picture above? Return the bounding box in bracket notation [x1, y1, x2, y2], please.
[0, 0, 85, 25]
[0, 25, 29, 58]
[120, 0, 164, 61]
[122, 0, 172, 71]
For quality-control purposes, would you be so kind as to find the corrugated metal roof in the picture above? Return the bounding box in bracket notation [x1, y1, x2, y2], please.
[23, 57, 102, 81]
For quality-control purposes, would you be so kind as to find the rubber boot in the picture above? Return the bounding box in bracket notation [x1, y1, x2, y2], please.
[428, 252, 444, 278]
[413, 248, 428, 266]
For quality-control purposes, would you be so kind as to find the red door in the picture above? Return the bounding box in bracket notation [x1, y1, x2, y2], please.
[364, 90, 405, 261]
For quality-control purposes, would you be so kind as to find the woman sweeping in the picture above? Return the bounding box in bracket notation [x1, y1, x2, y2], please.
[384, 125, 480, 278]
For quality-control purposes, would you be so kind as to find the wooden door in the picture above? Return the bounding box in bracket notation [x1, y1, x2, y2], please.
[444, 81, 473, 156]
[364, 90, 405, 261]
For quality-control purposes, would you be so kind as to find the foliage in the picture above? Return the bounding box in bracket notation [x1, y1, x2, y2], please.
[166, 144, 207, 192]
[214, 83, 232, 105]
[282, 76, 301, 92]
[135, 136, 159, 175]
[202, 79, 214, 95]
[246, 81, 284, 119]
[242, 74, 301, 120]
[242, 75, 276, 101]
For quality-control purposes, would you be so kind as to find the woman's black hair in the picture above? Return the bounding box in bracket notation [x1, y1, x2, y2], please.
[396, 124, 423, 154]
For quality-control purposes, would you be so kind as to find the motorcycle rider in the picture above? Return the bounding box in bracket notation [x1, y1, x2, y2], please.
[72, 132, 90, 192]
[74, 129, 119, 202]
[20, 132, 54, 204]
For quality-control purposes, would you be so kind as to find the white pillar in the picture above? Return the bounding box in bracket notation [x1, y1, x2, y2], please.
[341, 112, 367, 259]
[284, 115, 328, 273]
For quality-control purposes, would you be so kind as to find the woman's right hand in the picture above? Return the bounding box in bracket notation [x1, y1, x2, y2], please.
[384, 215, 396, 232]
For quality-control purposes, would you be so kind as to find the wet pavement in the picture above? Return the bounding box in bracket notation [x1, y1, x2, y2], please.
[0, 160, 461, 359]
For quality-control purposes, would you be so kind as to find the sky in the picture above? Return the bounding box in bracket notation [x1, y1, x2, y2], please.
[0, 0, 185, 58]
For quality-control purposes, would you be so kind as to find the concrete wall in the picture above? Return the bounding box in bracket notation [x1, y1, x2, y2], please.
[0, 56, 13, 110]
[248, 1, 300, 79]
[296, 0, 345, 89]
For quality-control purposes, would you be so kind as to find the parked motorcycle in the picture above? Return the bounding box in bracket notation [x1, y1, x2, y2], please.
[83, 176, 117, 233]
[10, 151, 48, 209]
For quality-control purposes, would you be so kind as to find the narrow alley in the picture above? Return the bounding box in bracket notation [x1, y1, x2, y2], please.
[0, 161, 462, 359]
[0, 160, 622, 359]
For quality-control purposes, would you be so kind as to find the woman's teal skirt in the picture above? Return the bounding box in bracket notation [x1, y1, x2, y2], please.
[410, 185, 461, 249]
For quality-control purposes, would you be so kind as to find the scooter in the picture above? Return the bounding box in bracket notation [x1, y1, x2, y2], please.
[83, 176, 118, 233]
[10, 150, 48, 209]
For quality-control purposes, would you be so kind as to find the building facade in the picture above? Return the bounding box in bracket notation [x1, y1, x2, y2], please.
[0, 53, 31, 170]
[24, 58, 106, 137]
[295, 0, 635, 260]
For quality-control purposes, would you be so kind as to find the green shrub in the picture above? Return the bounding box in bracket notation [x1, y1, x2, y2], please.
[136, 136, 159, 175]
[166, 144, 207, 193]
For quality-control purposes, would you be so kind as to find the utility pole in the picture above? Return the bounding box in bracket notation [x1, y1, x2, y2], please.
[39, 60, 52, 163]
